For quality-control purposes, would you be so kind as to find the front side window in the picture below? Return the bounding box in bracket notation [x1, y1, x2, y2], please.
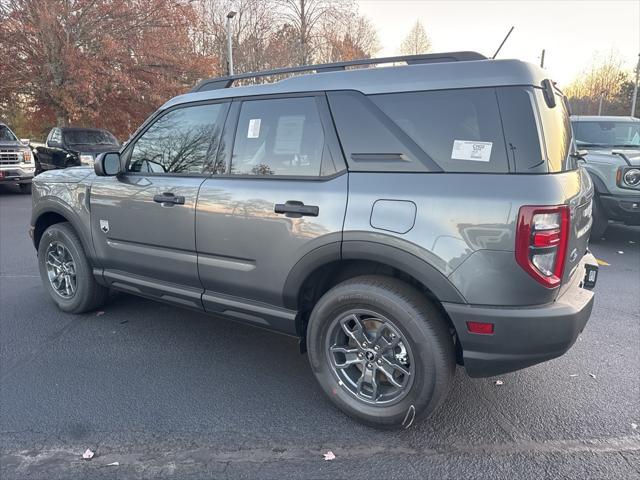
[50, 129, 62, 145]
[127, 103, 226, 175]
[231, 97, 326, 176]
[573, 120, 640, 148]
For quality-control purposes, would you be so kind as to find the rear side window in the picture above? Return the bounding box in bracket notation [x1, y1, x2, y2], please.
[534, 89, 573, 172]
[496, 87, 546, 173]
[370, 88, 510, 173]
[231, 97, 332, 177]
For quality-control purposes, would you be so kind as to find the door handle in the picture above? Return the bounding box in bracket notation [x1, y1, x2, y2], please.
[274, 201, 319, 218]
[153, 192, 185, 205]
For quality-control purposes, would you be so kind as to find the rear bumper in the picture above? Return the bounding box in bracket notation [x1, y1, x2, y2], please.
[600, 193, 640, 225]
[0, 165, 35, 183]
[444, 253, 597, 378]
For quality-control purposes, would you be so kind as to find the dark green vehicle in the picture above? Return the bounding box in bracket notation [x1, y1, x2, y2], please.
[571, 115, 640, 238]
[30, 52, 599, 427]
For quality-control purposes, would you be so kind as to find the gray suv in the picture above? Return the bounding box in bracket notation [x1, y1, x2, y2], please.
[30, 52, 598, 428]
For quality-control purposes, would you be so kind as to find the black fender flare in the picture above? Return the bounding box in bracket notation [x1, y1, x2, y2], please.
[31, 199, 95, 261]
[586, 170, 610, 196]
[282, 239, 466, 310]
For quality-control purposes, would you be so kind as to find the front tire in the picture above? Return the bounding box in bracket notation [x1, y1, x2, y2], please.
[307, 275, 455, 428]
[590, 195, 608, 241]
[38, 222, 108, 313]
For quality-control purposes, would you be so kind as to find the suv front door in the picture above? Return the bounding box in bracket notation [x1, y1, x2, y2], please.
[90, 101, 229, 309]
[196, 95, 348, 333]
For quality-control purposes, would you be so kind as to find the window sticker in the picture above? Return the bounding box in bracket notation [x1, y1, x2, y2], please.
[247, 118, 261, 138]
[451, 140, 492, 162]
[274, 115, 305, 154]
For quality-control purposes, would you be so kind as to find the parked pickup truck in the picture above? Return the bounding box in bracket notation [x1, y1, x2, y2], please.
[0, 123, 35, 193]
[33, 127, 119, 173]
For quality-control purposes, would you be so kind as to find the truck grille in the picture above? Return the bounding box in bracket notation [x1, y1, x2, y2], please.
[0, 150, 20, 166]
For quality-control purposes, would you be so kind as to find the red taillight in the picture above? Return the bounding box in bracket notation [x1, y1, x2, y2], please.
[515, 205, 569, 288]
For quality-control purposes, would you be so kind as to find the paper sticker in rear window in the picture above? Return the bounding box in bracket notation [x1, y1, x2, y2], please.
[451, 140, 493, 162]
[247, 118, 261, 138]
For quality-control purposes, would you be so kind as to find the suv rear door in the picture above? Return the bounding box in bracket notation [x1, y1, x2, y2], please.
[90, 101, 229, 309]
[195, 94, 347, 334]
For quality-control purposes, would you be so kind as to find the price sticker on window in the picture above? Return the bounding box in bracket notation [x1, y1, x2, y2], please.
[451, 140, 493, 162]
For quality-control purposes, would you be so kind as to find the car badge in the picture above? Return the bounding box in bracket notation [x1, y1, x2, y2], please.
[100, 220, 109, 233]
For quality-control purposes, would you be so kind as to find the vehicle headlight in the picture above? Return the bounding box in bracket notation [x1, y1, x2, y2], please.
[21, 149, 32, 163]
[16, 151, 24, 162]
[80, 154, 94, 166]
[622, 168, 640, 187]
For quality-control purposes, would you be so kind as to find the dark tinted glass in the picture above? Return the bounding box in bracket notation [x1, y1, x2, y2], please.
[64, 130, 118, 146]
[371, 88, 509, 173]
[496, 87, 546, 173]
[0, 125, 17, 141]
[128, 103, 225, 175]
[534, 89, 573, 172]
[231, 97, 325, 176]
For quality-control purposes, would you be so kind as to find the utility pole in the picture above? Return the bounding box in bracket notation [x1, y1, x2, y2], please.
[598, 92, 605, 116]
[632, 53, 639, 117]
[226, 11, 237, 76]
[540, 49, 545, 68]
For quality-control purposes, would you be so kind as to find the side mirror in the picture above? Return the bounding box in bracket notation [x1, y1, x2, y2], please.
[571, 149, 588, 163]
[94, 152, 122, 176]
[20, 138, 30, 146]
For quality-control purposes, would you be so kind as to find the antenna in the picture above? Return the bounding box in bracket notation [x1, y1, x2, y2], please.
[492, 26, 514, 59]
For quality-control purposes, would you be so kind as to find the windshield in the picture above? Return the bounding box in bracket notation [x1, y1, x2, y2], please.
[0, 125, 17, 142]
[63, 129, 118, 146]
[572, 120, 640, 148]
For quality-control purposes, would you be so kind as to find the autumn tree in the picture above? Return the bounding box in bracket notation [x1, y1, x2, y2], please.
[400, 20, 431, 55]
[565, 51, 637, 116]
[0, 0, 217, 139]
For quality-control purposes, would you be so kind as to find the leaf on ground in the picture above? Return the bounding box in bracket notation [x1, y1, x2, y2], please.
[96, 311, 105, 316]
[323, 451, 336, 461]
[82, 449, 94, 460]
[632, 423, 638, 430]
[106, 461, 119, 466]
[494, 380, 504, 386]
[617, 251, 624, 254]
[588, 373, 596, 379]
[569, 374, 578, 377]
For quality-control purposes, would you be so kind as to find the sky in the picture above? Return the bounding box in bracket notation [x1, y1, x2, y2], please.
[357, 0, 640, 87]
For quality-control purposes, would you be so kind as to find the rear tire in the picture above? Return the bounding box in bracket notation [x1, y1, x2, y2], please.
[590, 195, 608, 241]
[307, 275, 455, 428]
[38, 222, 108, 313]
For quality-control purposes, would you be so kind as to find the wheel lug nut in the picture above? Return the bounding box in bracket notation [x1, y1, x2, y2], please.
[377, 359, 382, 365]
[362, 342, 367, 348]
[357, 352, 363, 358]
[367, 363, 372, 369]
[374, 345, 380, 351]
[390, 334, 396, 339]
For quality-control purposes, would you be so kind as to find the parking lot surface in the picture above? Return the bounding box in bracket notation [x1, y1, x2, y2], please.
[1, 185, 639, 479]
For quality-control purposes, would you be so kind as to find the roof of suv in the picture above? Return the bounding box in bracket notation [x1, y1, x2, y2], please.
[162, 57, 549, 110]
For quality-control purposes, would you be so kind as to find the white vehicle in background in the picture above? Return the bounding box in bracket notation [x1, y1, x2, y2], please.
[0, 123, 35, 193]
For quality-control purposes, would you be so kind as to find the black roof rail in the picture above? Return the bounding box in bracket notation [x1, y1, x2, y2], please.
[191, 51, 486, 92]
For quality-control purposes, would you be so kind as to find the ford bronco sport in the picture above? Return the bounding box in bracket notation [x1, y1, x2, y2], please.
[571, 115, 640, 238]
[30, 52, 598, 428]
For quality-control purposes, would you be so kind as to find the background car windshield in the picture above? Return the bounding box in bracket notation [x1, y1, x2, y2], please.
[64, 129, 118, 145]
[573, 121, 640, 147]
[0, 125, 17, 141]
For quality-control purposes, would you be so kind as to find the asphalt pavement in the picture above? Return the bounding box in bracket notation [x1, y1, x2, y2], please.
[1, 183, 639, 479]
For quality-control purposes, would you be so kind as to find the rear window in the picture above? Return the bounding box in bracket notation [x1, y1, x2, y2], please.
[64, 129, 118, 146]
[370, 88, 510, 173]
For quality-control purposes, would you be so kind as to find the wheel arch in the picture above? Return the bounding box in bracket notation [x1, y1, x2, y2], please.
[32, 203, 93, 261]
[284, 241, 466, 360]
